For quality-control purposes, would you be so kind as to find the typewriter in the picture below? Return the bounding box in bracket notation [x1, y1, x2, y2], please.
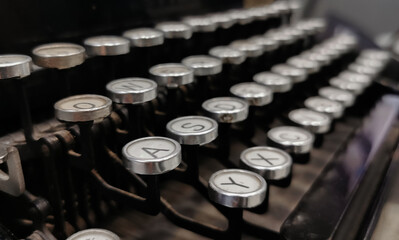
[0, 0, 398, 239]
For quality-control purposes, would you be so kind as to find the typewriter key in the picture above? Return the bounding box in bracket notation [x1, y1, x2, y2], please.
[32, 43, 86, 97]
[230, 82, 273, 107]
[209, 46, 247, 94]
[32, 43, 85, 69]
[149, 63, 193, 88]
[182, 16, 217, 54]
[329, 77, 365, 95]
[248, 35, 279, 69]
[0, 54, 31, 79]
[338, 71, 373, 87]
[253, 71, 292, 93]
[267, 126, 314, 154]
[182, 55, 223, 101]
[288, 108, 331, 134]
[83, 35, 130, 56]
[123, 28, 165, 76]
[359, 49, 391, 63]
[67, 229, 120, 240]
[54, 94, 112, 122]
[167, 116, 218, 182]
[311, 46, 341, 62]
[230, 39, 264, 78]
[122, 136, 181, 175]
[106, 78, 157, 104]
[240, 146, 292, 185]
[123, 28, 164, 47]
[166, 116, 218, 145]
[0, 55, 36, 142]
[271, 64, 307, 83]
[202, 97, 249, 123]
[318, 87, 355, 107]
[208, 169, 267, 208]
[356, 58, 385, 70]
[155, 21, 193, 62]
[304, 96, 344, 119]
[287, 56, 320, 74]
[107, 78, 157, 138]
[348, 63, 380, 78]
[300, 50, 331, 67]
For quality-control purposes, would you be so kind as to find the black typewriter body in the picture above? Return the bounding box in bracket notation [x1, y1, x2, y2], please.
[0, 1, 398, 240]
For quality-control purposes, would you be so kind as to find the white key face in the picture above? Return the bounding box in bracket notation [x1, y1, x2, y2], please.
[156, 22, 191, 32]
[249, 36, 278, 49]
[168, 116, 216, 135]
[289, 108, 330, 126]
[124, 138, 177, 160]
[305, 97, 343, 116]
[339, 71, 372, 85]
[348, 63, 378, 76]
[107, 78, 156, 94]
[356, 58, 384, 69]
[84, 36, 129, 46]
[0, 55, 31, 67]
[271, 64, 307, 83]
[230, 82, 272, 99]
[211, 170, 263, 194]
[287, 57, 319, 73]
[33, 43, 85, 57]
[319, 87, 354, 106]
[209, 46, 246, 65]
[230, 40, 263, 57]
[67, 229, 119, 240]
[241, 147, 289, 168]
[203, 97, 247, 113]
[57, 96, 109, 111]
[150, 63, 192, 77]
[253, 72, 292, 92]
[182, 55, 221, 70]
[329, 78, 364, 94]
[360, 49, 390, 61]
[124, 28, 163, 39]
[268, 126, 312, 143]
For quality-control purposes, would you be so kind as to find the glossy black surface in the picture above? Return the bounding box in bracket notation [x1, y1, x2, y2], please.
[281, 94, 399, 240]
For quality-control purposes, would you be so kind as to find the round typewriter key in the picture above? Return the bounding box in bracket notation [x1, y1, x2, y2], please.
[318, 86, 355, 107]
[182, 55, 222, 76]
[287, 56, 320, 74]
[84, 35, 130, 56]
[123, 28, 164, 47]
[106, 78, 157, 104]
[240, 146, 292, 183]
[54, 94, 112, 122]
[230, 40, 263, 58]
[348, 63, 380, 77]
[300, 51, 331, 67]
[329, 77, 365, 95]
[271, 64, 307, 83]
[253, 72, 292, 93]
[230, 82, 273, 107]
[167, 116, 218, 183]
[359, 49, 390, 63]
[209, 46, 246, 94]
[209, 46, 246, 65]
[0, 55, 35, 142]
[32, 43, 86, 69]
[267, 126, 314, 154]
[155, 21, 193, 39]
[155, 21, 193, 61]
[311, 46, 341, 62]
[0, 54, 31, 79]
[202, 97, 248, 123]
[182, 16, 217, 54]
[356, 58, 385, 70]
[67, 229, 120, 240]
[288, 108, 331, 134]
[182, 55, 222, 102]
[338, 71, 372, 87]
[304, 96, 344, 119]
[122, 136, 181, 175]
[208, 169, 267, 208]
[149, 63, 193, 88]
[107, 78, 157, 138]
[248, 35, 279, 69]
[166, 116, 218, 145]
